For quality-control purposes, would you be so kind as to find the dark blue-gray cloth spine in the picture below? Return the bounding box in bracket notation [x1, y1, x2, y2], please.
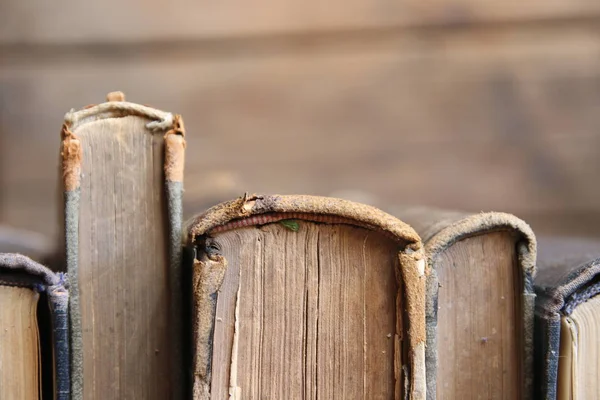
[49, 282, 71, 400]
[534, 316, 560, 400]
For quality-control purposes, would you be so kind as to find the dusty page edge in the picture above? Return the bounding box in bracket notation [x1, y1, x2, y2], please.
[190, 216, 425, 400]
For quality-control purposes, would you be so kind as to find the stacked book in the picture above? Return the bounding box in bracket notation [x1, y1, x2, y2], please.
[1, 93, 598, 399]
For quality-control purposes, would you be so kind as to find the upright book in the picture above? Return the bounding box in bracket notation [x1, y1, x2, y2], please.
[534, 237, 600, 400]
[0, 253, 69, 400]
[394, 208, 536, 399]
[184, 194, 427, 399]
[60, 92, 186, 399]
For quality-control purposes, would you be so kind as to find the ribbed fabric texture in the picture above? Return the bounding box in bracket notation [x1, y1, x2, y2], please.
[64, 189, 83, 400]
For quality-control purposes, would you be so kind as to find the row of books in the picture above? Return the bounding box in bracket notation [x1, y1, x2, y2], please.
[1, 92, 597, 399]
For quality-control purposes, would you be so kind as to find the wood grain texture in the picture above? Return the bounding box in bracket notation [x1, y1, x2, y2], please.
[204, 222, 400, 399]
[0, 286, 40, 399]
[76, 116, 172, 399]
[1, 0, 599, 44]
[2, 25, 600, 241]
[435, 232, 521, 399]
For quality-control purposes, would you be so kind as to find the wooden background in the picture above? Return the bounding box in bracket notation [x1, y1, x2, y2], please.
[1, 1, 600, 250]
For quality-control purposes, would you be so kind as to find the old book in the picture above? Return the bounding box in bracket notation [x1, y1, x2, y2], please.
[394, 208, 536, 399]
[534, 237, 600, 400]
[60, 92, 186, 399]
[0, 253, 69, 400]
[184, 194, 427, 399]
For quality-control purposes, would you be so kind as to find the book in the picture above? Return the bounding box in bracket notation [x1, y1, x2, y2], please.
[184, 194, 427, 399]
[393, 207, 536, 399]
[534, 237, 600, 400]
[60, 92, 186, 399]
[0, 253, 69, 400]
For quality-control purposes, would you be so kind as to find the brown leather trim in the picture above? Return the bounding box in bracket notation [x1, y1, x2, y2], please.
[187, 194, 421, 250]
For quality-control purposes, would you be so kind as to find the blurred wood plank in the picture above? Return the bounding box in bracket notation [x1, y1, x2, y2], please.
[1, 24, 600, 241]
[1, 0, 600, 44]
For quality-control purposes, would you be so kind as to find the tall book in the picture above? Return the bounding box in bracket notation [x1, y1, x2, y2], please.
[394, 208, 536, 399]
[534, 237, 600, 400]
[184, 194, 427, 399]
[0, 253, 69, 400]
[60, 92, 186, 399]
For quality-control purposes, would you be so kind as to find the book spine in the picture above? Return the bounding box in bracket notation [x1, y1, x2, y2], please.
[164, 115, 187, 399]
[534, 313, 560, 400]
[60, 122, 83, 400]
[48, 280, 70, 400]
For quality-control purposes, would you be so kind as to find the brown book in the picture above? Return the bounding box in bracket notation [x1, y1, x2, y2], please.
[184, 194, 428, 399]
[60, 92, 186, 399]
[534, 237, 600, 400]
[393, 207, 536, 399]
[0, 253, 69, 400]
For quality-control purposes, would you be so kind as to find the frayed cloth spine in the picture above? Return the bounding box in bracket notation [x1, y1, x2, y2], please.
[0, 253, 60, 286]
[48, 285, 71, 400]
[61, 125, 82, 192]
[64, 189, 83, 400]
[164, 114, 186, 183]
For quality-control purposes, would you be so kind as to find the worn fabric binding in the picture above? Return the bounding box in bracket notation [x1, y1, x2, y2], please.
[395, 208, 537, 400]
[185, 194, 427, 400]
[0, 253, 70, 400]
[60, 96, 186, 400]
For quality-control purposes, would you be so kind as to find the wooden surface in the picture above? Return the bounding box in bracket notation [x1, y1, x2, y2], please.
[1, 0, 599, 44]
[76, 116, 173, 399]
[2, 4, 600, 248]
[435, 232, 521, 399]
[206, 223, 401, 399]
[0, 286, 40, 399]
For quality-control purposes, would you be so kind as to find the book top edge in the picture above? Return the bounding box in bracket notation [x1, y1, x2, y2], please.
[185, 194, 422, 251]
[64, 100, 176, 133]
[59, 93, 186, 191]
[535, 237, 600, 314]
[0, 253, 63, 289]
[395, 206, 537, 276]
